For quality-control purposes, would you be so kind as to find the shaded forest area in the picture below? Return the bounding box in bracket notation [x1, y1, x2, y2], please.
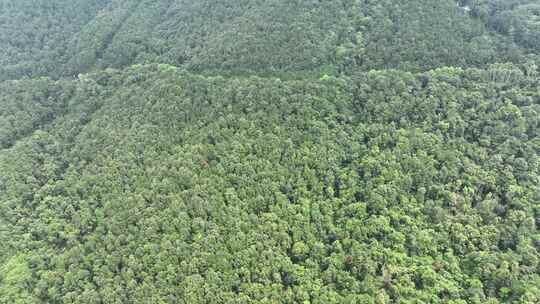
[0, 0, 539, 80]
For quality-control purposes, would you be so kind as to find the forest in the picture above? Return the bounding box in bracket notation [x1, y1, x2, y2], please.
[0, 0, 539, 303]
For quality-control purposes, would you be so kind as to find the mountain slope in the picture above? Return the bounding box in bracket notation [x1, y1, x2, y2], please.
[1, 1, 539, 303]
[1, 64, 539, 303]
[0, 0, 111, 80]
[1, 0, 539, 81]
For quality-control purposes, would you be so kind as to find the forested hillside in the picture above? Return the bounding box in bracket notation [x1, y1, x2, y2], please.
[0, 0, 539, 303]
[1, 0, 540, 80]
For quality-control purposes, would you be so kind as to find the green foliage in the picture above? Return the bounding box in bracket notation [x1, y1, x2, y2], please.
[0, 0, 539, 80]
[469, 0, 540, 51]
[0, 64, 538, 303]
[0, 78, 71, 149]
[0, 0, 110, 80]
[0, 1, 539, 303]
[0, 255, 35, 303]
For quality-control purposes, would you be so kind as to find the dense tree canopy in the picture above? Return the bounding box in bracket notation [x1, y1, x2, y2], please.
[0, 0, 539, 303]
[1, 64, 539, 303]
[0, 0, 539, 80]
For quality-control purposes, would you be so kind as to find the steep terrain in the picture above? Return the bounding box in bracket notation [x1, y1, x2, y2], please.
[1, 0, 539, 80]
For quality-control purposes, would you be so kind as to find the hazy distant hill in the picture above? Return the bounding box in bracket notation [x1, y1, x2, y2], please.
[1, 0, 538, 80]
